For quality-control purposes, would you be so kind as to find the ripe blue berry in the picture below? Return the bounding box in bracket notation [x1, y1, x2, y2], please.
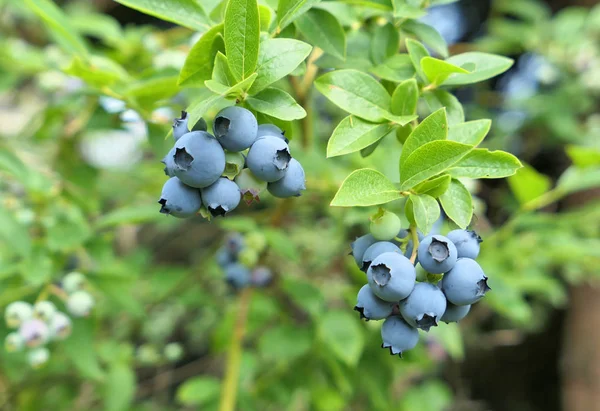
[224, 263, 251, 289]
[67, 291, 95, 317]
[5, 301, 33, 328]
[446, 229, 482, 259]
[354, 284, 394, 320]
[251, 266, 273, 287]
[246, 136, 291, 182]
[213, 106, 258, 151]
[172, 111, 190, 141]
[370, 210, 402, 241]
[257, 124, 288, 143]
[225, 233, 245, 254]
[399, 282, 447, 331]
[172, 131, 226, 188]
[381, 315, 419, 357]
[62, 272, 86, 294]
[351, 234, 377, 268]
[159, 177, 202, 218]
[267, 158, 306, 198]
[33, 301, 57, 322]
[19, 319, 49, 348]
[161, 147, 177, 177]
[361, 241, 401, 272]
[4, 332, 24, 352]
[367, 252, 416, 302]
[200, 177, 241, 217]
[28, 347, 50, 368]
[49, 312, 72, 340]
[441, 258, 490, 306]
[440, 302, 471, 324]
[216, 247, 236, 268]
[417, 235, 458, 274]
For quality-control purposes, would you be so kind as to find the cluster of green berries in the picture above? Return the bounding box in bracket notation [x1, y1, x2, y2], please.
[216, 232, 274, 290]
[3, 272, 95, 368]
[159, 107, 306, 219]
[136, 342, 184, 366]
[353, 210, 489, 357]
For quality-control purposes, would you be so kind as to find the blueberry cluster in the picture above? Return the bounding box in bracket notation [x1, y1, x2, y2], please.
[216, 232, 274, 290]
[3, 272, 95, 368]
[159, 107, 306, 219]
[352, 218, 489, 357]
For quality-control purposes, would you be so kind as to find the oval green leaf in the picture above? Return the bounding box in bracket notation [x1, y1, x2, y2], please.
[327, 116, 394, 157]
[439, 179, 473, 228]
[331, 169, 402, 207]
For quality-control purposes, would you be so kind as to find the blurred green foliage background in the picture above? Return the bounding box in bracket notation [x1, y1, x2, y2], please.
[0, 0, 599, 410]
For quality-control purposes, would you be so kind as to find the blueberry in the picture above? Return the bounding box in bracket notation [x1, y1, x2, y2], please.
[399, 282, 447, 331]
[370, 209, 402, 241]
[33, 301, 57, 322]
[380, 315, 419, 357]
[161, 147, 177, 177]
[367, 252, 416, 302]
[28, 347, 50, 368]
[440, 302, 471, 324]
[417, 235, 458, 274]
[164, 342, 184, 362]
[223, 151, 246, 180]
[267, 158, 306, 198]
[4, 332, 24, 352]
[257, 124, 289, 143]
[5, 301, 33, 328]
[446, 229, 482, 259]
[224, 263, 251, 289]
[62, 272, 86, 294]
[19, 319, 50, 348]
[216, 247, 236, 268]
[172, 110, 190, 141]
[246, 136, 291, 182]
[361, 241, 401, 272]
[441, 258, 490, 306]
[350, 234, 377, 268]
[67, 291, 95, 317]
[354, 284, 394, 320]
[49, 312, 72, 340]
[225, 233, 245, 254]
[235, 169, 268, 204]
[159, 177, 203, 218]
[172, 131, 226, 188]
[251, 266, 273, 287]
[213, 106, 258, 151]
[200, 177, 241, 217]
[394, 229, 424, 261]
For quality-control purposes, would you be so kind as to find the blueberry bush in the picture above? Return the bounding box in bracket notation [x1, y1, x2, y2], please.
[1, 0, 599, 410]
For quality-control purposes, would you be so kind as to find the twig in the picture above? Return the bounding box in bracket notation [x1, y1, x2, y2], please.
[409, 226, 419, 264]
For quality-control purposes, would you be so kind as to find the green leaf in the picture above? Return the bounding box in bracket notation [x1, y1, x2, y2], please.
[402, 20, 448, 58]
[556, 166, 600, 195]
[64, 56, 130, 88]
[0, 205, 31, 258]
[125, 75, 180, 101]
[96, 204, 162, 228]
[442, 52, 514, 86]
[391, 78, 418, 116]
[104, 362, 135, 411]
[246, 87, 306, 120]
[249, 38, 312, 94]
[185, 89, 225, 130]
[566, 145, 600, 167]
[327, 116, 394, 157]
[258, 325, 312, 361]
[318, 311, 364, 366]
[439, 179, 473, 228]
[259, 4, 273, 30]
[62, 319, 105, 381]
[114, 0, 210, 30]
[409, 194, 441, 234]
[405, 38, 430, 82]
[25, 0, 89, 57]
[176, 377, 221, 406]
[400, 108, 447, 166]
[508, 164, 551, 205]
[429, 322, 464, 360]
[370, 22, 399, 65]
[392, 0, 426, 18]
[413, 174, 451, 197]
[225, 0, 260, 81]
[447, 119, 491, 146]
[295, 9, 345, 59]
[337, 0, 392, 10]
[369, 54, 415, 82]
[315, 69, 392, 122]
[447, 149, 522, 179]
[277, 0, 322, 30]
[211, 52, 236, 87]
[423, 89, 464, 125]
[400, 140, 473, 190]
[331, 169, 402, 207]
[178, 24, 224, 87]
[420, 57, 469, 86]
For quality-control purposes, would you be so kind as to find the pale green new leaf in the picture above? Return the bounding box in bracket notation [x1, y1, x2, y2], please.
[178, 24, 224, 86]
[413, 174, 451, 198]
[225, 0, 260, 81]
[447, 119, 491, 146]
[114, 0, 210, 31]
[406, 38, 430, 82]
[508, 164, 551, 205]
[259, 4, 273, 30]
[556, 166, 600, 195]
[443, 52, 514, 86]
[421, 57, 469, 86]
[327, 116, 394, 157]
[447, 149, 522, 179]
[402, 20, 448, 58]
[439, 179, 473, 228]
[400, 108, 447, 166]
[246, 87, 306, 120]
[409, 194, 441, 234]
[295, 9, 346, 59]
[331, 169, 402, 207]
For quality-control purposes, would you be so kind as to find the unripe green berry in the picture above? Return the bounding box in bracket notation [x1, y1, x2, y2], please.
[238, 248, 259, 268]
[62, 272, 86, 294]
[369, 209, 402, 241]
[5, 301, 33, 328]
[223, 151, 246, 180]
[33, 301, 57, 323]
[28, 347, 50, 369]
[67, 291, 94, 317]
[245, 232, 267, 253]
[5, 332, 24, 352]
[164, 342, 184, 362]
[137, 344, 161, 365]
